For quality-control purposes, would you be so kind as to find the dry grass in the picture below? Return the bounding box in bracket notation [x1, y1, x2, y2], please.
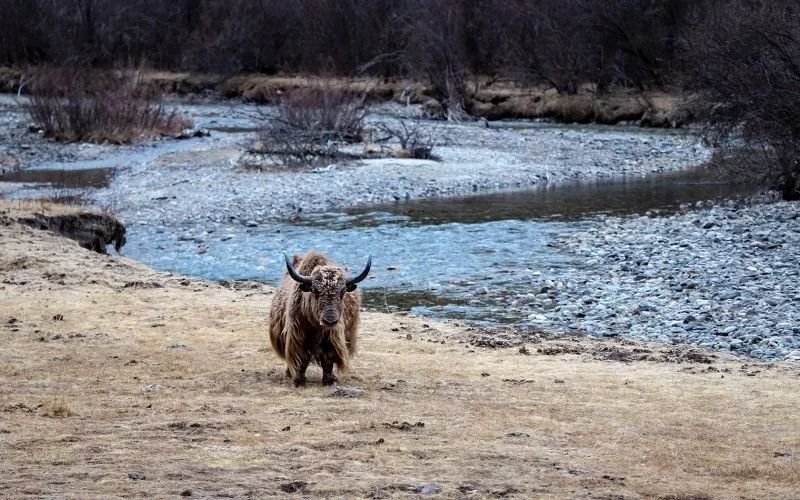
[0, 199, 98, 218]
[0, 216, 798, 498]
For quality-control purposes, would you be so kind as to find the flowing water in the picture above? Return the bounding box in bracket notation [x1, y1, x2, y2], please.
[118, 168, 755, 324]
[0, 102, 757, 326]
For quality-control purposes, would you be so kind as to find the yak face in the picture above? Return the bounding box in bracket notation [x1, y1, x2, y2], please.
[302, 266, 356, 327]
[283, 252, 371, 328]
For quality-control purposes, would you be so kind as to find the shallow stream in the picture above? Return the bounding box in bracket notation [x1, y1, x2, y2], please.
[0, 101, 757, 328]
[119, 167, 755, 325]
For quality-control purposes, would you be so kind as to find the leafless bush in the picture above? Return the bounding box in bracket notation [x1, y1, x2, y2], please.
[25, 66, 191, 144]
[375, 117, 440, 160]
[276, 87, 366, 142]
[250, 87, 366, 166]
[677, 1, 800, 200]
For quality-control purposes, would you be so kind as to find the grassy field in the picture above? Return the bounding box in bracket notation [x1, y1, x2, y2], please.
[0, 202, 798, 498]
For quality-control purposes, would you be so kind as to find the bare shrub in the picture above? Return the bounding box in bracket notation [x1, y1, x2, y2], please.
[251, 87, 366, 166]
[677, 1, 800, 200]
[276, 87, 366, 143]
[375, 117, 439, 160]
[25, 66, 192, 144]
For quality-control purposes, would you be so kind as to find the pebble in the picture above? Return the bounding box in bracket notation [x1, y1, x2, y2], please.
[549, 199, 800, 360]
[420, 484, 441, 495]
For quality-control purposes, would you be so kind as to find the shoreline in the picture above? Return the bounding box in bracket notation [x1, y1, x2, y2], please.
[0, 96, 706, 224]
[3, 96, 797, 364]
[0, 68, 688, 127]
[1, 202, 798, 498]
[90, 108, 709, 225]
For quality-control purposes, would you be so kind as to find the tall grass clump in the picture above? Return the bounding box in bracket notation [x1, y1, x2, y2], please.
[25, 66, 191, 144]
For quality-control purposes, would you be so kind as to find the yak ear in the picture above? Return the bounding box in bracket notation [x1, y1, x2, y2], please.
[346, 283, 357, 292]
[299, 282, 312, 292]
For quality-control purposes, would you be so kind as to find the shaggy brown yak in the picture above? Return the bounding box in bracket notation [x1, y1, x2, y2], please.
[270, 251, 371, 386]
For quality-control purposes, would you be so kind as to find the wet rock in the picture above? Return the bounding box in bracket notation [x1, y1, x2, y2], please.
[279, 481, 308, 494]
[128, 472, 146, 480]
[175, 127, 210, 140]
[329, 386, 362, 398]
[419, 484, 441, 495]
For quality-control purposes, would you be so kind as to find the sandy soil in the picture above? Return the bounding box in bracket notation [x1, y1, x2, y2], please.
[1, 205, 798, 499]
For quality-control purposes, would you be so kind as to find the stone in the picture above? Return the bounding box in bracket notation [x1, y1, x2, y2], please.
[420, 484, 441, 495]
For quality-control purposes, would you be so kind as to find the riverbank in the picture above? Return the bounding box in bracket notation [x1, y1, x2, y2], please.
[90, 113, 706, 225]
[7, 94, 798, 364]
[0, 92, 708, 224]
[1, 203, 798, 498]
[0, 67, 687, 126]
[548, 197, 800, 360]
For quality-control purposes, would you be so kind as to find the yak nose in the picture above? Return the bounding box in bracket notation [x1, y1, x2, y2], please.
[321, 316, 339, 327]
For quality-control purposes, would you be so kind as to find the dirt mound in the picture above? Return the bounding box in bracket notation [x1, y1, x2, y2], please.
[0, 202, 126, 254]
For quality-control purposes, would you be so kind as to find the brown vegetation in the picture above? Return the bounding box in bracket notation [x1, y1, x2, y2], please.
[1, 204, 799, 498]
[375, 117, 440, 160]
[24, 66, 191, 144]
[253, 87, 366, 166]
[678, 1, 800, 200]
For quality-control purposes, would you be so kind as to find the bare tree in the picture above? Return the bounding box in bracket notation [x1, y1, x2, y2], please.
[678, 0, 800, 199]
[401, 0, 470, 121]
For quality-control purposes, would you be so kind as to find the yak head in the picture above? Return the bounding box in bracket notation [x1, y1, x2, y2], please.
[284, 252, 371, 327]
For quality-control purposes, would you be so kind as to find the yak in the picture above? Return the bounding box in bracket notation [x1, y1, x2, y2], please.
[269, 250, 371, 386]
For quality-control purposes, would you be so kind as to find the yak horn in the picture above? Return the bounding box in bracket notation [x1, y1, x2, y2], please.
[347, 255, 372, 285]
[283, 252, 312, 285]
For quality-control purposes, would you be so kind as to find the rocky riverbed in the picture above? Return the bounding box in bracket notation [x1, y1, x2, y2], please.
[3, 94, 798, 362]
[545, 197, 800, 361]
[87, 105, 708, 226]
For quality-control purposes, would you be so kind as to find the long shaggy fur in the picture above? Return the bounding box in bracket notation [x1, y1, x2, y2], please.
[269, 251, 360, 385]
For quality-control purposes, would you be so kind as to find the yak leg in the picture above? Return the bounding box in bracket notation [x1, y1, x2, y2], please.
[284, 323, 310, 387]
[285, 343, 310, 387]
[290, 355, 310, 387]
[319, 350, 339, 386]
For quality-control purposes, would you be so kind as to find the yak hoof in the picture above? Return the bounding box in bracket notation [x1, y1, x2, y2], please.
[322, 374, 338, 386]
[285, 367, 291, 378]
[293, 376, 306, 387]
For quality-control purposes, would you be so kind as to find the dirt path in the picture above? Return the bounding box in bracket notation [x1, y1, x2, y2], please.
[1, 203, 798, 498]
